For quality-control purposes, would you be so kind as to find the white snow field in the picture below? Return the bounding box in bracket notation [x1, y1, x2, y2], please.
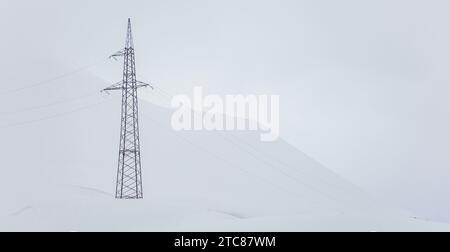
[0, 73, 449, 232]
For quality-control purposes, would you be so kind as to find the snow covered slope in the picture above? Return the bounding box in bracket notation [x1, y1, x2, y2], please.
[0, 72, 448, 231]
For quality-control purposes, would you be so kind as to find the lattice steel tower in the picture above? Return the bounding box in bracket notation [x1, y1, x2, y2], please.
[103, 19, 151, 199]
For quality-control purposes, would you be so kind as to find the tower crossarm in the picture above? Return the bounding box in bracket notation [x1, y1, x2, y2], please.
[102, 81, 153, 92]
[109, 49, 125, 61]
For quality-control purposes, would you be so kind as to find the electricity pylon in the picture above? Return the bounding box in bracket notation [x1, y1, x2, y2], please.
[103, 18, 152, 199]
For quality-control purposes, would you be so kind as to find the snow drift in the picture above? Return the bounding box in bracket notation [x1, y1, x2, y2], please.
[0, 72, 448, 231]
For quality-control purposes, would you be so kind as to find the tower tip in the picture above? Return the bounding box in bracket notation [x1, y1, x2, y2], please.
[125, 18, 134, 48]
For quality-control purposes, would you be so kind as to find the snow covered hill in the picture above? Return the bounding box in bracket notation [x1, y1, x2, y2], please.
[0, 72, 448, 231]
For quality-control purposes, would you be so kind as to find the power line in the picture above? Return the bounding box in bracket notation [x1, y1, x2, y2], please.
[0, 59, 107, 96]
[217, 132, 348, 209]
[0, 98, 111, 129]
[0, 91, 100, 115]
[139, 107, 333, 208]
[136, 74, 173, 100]
[227, 133, 345, 191]
[134, 81, 349, 209]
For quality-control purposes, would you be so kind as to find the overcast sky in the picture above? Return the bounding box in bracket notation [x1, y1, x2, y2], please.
[1, 0, 450, 220]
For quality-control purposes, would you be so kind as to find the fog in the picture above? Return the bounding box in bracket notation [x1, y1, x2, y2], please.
[1, 0, 449, 221]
